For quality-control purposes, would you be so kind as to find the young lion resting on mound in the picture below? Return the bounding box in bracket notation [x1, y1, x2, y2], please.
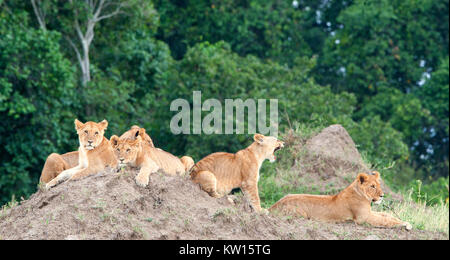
[118, 125, 155, 148]
[39, 124, 154, 184]
[45, 119, 117, 189]
[269, 171, 412, 230]
[190, 134, 285, 212]
[110, 128, 194, 187]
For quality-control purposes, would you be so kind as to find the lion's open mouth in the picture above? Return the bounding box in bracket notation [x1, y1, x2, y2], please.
[274, 146, 281, 153]
[272, 146, 282, 161]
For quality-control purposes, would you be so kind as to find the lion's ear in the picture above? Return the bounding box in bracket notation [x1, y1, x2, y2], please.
[372, 171, 380, 179]
[74, 119, 84, 130]
[110, 135, 119, 146]
[138, 128, 146, 137]
[99, 119, 108, 130]
[253, 134, 265, 144]
[357, 173, 368, 184]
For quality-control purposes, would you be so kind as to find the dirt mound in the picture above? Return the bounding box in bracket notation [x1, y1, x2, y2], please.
[306, 124, 368, 171]
[277, 124, 397, 198]
[0, 168, 446, 240]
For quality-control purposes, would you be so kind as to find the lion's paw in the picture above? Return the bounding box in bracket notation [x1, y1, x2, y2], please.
[256, 208, 269, 215]
[404, 222, 412, 231]
[45, 180, 57, 191]
[135, 175, 149, 187]
[226, 196, 235, 205]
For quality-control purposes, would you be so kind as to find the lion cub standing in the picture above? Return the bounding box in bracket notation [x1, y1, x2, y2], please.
[269, 171, 412, 230]
[190, 134, 284, 212]
[110, 127, 194, 187]
[45, 119, 117, 189]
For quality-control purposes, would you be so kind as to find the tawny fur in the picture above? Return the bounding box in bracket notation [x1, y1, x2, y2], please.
[118, 126, 194, 172]
[269, 171, 412, 230]
[40, 151, 79, 183]
[40, 125, 155, 183]
[119, 125, 155, 148]
[111, 128, 195, 187]
[45, 119, 117, 189]
[190, 134, 284, 212]
[180, 156, 195, 172]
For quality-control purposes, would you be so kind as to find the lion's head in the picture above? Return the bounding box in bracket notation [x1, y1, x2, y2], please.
[110, 135, 142, 167]
[120, 126, 155, 148]
[356, 171, 384, 204]
[75, 119, 108, 150]
[253, 133, 285, 163]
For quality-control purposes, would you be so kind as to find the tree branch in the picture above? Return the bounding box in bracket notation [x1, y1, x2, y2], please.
[94, 2, 127, 22]
[65, 36, 83, 67]
[30, 0, 47, 31]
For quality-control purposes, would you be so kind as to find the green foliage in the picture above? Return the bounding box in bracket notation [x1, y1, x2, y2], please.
[0, 9, 77, 204]
[413, 57, 449, 177]
[345, 115, 409, 166]
[409, 178, 449, 205]
[155, 0, 312, 64]
[316, 0, 449, 177]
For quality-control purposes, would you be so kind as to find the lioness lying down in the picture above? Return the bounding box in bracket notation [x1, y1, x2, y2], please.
[269, 171, 412, 230]
[190, 134, 284, 212]
[110, 127, 194, 187]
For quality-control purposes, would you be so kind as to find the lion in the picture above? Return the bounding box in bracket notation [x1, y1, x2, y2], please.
[40, 151, 79, 184]
[269, 171, 412, 230]
[119, 125, 155, 148]
[39, 124, 156, 184]
[190, 134, 285, 212]
[110, 127, 195, 187]
[45, 119, 117, 189]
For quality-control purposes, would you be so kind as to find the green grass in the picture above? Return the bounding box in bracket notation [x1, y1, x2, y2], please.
[375, 191, 449, 235]
[0, 195, 18, 220]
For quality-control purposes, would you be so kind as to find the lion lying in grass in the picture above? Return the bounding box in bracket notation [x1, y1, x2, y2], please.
[269, 171, 412, 230]
[190, 134, 284, 212]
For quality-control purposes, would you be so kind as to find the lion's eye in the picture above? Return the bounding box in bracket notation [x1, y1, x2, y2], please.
[117, 148, 120, 152]
[84, 130, 88, 134]
[95, 132, 99, 135]
[126, 149, 130, 153]
[371, 185, 376, 189]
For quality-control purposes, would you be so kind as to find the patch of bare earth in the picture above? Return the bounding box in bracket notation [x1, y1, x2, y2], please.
[0, 124, 447, 240]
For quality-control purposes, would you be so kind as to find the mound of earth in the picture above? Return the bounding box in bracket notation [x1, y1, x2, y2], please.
[0, 168, 446, 240]
[0, 124, 447, 240]
[305, 124, 368, 171]
[281, 124, 397, 198]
